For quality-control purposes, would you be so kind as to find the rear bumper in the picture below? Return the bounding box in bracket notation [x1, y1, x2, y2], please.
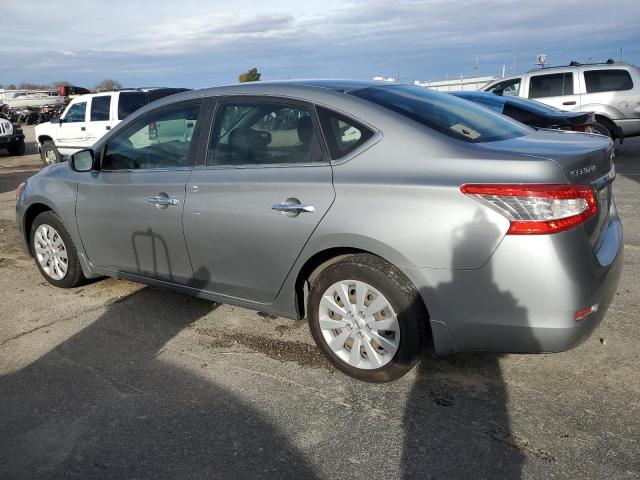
[409, 200, 624, 355]
[614, 118, 640, 138]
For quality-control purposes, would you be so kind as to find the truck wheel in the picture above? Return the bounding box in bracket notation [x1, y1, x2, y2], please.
[8, 141, 25, 156]
[41, 141, 61, 166]
[592, 121, 612, 139]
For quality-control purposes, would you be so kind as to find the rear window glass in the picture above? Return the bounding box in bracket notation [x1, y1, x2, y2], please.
[90, 96, 111, 121]
[529, 73, 574, 98]
[584, 69, 633, 93]
[118, 92, 148, 120]
[316, 106, 374, 159]
[452, 93, 506, 114]
[351, 85, 531, 143]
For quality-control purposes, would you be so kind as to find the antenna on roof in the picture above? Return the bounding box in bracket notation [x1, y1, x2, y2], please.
[569, 60, 581, 66]
[606, 58, 615, 64]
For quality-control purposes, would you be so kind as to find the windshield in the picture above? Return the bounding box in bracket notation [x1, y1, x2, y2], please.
[351, 85, 532, 143]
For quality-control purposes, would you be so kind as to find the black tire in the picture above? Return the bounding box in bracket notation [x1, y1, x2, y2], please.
[308, 253, 426, 383]
[591, 121, 612, 139]
[7, 141, 25, 156]
[40, 140, 61, 166]
[30, 211, 86, 288]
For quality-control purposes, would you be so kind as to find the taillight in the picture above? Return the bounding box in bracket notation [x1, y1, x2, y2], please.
[16, 181, 26, 200]
[571, 124, 590, 132]
[460, 184, 598, 235]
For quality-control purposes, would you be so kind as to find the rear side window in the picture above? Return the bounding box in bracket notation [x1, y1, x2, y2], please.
[316, 107, 374, 159]
[529, 73, 574, 98]
[584, 69, 633, 93]
[90, 96, 111, 121]
[351, 85, 531, 143]
[118, 92, 148, 120]
[208, 102, 325, 166]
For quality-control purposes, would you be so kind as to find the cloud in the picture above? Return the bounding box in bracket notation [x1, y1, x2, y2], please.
[1, 0, 639, 87]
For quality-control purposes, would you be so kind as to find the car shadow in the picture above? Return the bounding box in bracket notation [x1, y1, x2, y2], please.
[401, 209, 537, 478]
[0, 287, 321, 479]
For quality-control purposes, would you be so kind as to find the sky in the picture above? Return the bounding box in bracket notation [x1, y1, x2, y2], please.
[1, 0, 639, 89]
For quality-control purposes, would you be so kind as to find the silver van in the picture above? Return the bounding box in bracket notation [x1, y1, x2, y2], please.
[482, 61, 640, 141]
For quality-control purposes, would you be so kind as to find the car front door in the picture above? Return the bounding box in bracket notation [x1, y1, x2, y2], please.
[183, 98, 335, 303]
[56, 100, 88, 155]
[85, 95, 113, 146]
[75, 100, 204, 283]
[525, 71, 580, 111]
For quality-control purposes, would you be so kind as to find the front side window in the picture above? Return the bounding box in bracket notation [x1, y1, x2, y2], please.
[316, 106, 374, 159]
[208, 102, 324, 166]
[90, 96, 111, 121]
[488, 78, 521, 96]
[351, 85, 531, 143]
[103, 103, 201, 170]
[529, 73, 574, 98]
[63, 102, 87, 123]
[584, 69, 633, 93]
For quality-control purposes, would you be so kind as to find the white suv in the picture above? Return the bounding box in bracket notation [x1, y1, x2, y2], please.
[35, 88, 187, 165]
[482, 61, 640, 141]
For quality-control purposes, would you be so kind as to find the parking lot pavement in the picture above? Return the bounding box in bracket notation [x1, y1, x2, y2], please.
[0, 127, 639, 479]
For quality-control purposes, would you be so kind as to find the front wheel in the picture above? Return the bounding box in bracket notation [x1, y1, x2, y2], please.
[308, 253, 426, 382]
[7, 141, 25, 156]
[40, 141, 61, 166]
[30, 211, 86, 288]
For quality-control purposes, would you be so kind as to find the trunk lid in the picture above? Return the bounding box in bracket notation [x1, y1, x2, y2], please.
[479, 129, 615, 245]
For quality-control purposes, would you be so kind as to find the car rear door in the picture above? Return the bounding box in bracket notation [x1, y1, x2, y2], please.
[183, 97, 335, 303]
[85, 95, 113, 146]
[76, 100, 204, 284]
[56, 100, 88, 155]
[525, 70, 580, 111]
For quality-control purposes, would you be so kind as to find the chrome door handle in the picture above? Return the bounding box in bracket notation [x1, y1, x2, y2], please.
[272, 203, 315, 213]
[148, 195, 179, 206]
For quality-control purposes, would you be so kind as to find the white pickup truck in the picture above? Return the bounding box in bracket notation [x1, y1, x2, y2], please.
[35, 88, 187, 165]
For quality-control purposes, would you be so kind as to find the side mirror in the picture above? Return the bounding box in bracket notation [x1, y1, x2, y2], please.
[70, 149, 94, 172]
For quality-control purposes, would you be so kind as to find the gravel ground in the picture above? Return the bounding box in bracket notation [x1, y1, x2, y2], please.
[0, 126, 638, 479]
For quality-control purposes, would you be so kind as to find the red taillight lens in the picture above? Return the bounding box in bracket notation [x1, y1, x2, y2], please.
[16, 181, 26, 200]
[460, 184, 598, 235]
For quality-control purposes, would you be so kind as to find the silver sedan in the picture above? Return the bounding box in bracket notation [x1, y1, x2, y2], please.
[15, 81, 623, 382]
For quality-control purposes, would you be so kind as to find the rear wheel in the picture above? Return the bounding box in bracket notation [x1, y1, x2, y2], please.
[308, 253, 425, 382]
[30, 211, 86, 288]
[591, 121, 612, 138]
[7, 141, 25, 156]
[41, 141, 61, 166]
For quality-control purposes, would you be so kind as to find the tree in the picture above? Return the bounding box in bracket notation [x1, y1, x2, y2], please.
[93, 79, 123, 92]
[238, 68, 261, 83]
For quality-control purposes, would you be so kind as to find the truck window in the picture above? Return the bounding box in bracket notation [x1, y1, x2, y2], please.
[90, 96, 111, 121]
[584, 69, 633, 93]
[118, 92, 148, 120]
[529, 73, 574, 98]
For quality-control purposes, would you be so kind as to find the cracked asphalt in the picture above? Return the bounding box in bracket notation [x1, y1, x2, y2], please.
[0, 127, 639, 479]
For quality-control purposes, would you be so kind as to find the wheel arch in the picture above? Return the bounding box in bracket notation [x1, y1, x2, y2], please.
[293, 246, 433, 345]
[23, 203, 53, 255]
[594, 114, 621, 140]
[37, 135, 54, 146]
